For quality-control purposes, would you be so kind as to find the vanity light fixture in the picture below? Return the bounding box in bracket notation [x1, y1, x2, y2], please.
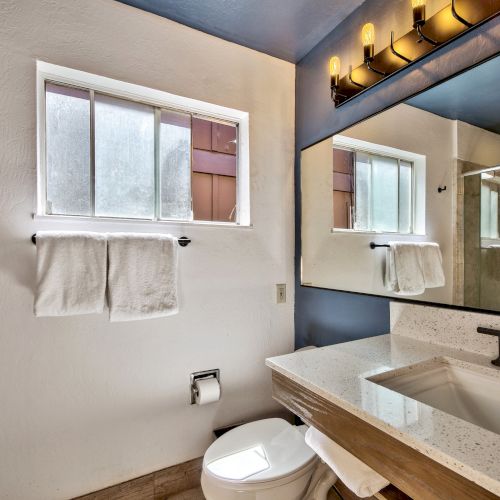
[390, 31, 412, 63]
[349, 71, 367, 89]
[329, 56, 340, 87]
[411, 0, 426, 25]
[362, 23, 375, 61]
[362, 23, 387, 76]
[328, 0, 499, 108]
[451, 0, 474, 27]
[329, 56, 347, 104]
[411, 0, 438, 45]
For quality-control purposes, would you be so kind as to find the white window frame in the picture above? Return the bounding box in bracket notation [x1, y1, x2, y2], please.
[36, 61, 251, 227]
[331, 134, 426, 235]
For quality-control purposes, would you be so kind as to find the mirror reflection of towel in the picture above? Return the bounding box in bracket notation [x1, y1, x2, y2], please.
[385, 242, 445, 296]
[420, 242, 445, 288]
[386, 243, 425, 295]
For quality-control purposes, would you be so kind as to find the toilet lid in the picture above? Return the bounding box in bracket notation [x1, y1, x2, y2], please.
[203, 418, 316, 484]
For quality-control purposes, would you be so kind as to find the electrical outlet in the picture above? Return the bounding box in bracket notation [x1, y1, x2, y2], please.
[276, 284, 286, 304]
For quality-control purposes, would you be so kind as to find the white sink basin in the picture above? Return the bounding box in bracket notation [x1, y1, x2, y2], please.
[368, 357, 500, 435]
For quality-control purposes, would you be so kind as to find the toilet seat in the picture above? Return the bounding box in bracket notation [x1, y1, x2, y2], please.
[202, 418, 317, 493]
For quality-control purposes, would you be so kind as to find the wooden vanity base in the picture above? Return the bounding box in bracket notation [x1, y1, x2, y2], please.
[271, 370, 498, 500]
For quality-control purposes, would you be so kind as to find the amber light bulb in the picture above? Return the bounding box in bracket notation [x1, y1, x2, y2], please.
[411, 0, 426, 26]
[361, 23, 375, 61]
[329, 56, 340, 87]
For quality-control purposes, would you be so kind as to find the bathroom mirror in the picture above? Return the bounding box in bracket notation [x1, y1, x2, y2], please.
[301, 54, 500, 312]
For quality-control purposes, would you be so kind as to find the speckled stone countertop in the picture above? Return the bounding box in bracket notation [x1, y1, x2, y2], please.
[266, 334, 500, 496]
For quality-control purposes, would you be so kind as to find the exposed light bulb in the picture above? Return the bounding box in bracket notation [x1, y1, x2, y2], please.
[329, 56, 340, 77]
[361, 23, 375, 61]
[361, 23, 375, 46]
[411, 0, 426, 26]
[329, 56, 341, 87]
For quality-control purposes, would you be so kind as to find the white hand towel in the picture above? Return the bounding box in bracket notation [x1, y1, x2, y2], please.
[305, 427, 389, 498]
[107, 233, 178, 322]
[419, 242, 445, 288]
[389, 242, 425, 296]
[34, 231, 107, 316]
[384, 246, 398, 293]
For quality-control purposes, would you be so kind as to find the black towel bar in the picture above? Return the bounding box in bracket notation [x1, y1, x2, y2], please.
[177, 236, 191, 247]
[31, 234, 191, 247]
[369, 242, 390, 249]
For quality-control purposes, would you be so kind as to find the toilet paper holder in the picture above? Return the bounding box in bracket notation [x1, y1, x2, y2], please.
[190, 369, 220, 404]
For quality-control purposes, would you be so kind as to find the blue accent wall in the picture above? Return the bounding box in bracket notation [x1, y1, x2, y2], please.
[294, 0, 500, 348]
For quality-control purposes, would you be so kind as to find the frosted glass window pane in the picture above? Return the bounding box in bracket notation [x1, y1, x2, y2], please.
[45, 83, 91, 215]
[372, 155, 399, 232]
[399, 161, 412, 234]
[159, 110, 192, 220]
[94, 94, 155, 218]
[354, 152, 370, 231]
[492, 191, 499, 238]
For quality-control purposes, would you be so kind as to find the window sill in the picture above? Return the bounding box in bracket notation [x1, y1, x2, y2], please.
[330, 228, 426, 237]
[481, 237, 500, 249]
[33, 214, 253, 230]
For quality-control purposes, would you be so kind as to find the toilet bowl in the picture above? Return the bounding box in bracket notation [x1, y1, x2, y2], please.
[201, 418, 318, 500]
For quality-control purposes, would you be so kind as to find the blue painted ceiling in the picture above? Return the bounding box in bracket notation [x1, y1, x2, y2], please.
[408, 55, 500, 136]
[115, 0, 366, 63]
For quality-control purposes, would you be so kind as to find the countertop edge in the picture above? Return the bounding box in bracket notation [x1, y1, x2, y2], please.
[265, 353, 500, 496]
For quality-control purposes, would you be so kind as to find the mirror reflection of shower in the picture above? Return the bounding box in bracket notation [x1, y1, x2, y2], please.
[480, 167, 500, 240]
[463, 164, 500, 310]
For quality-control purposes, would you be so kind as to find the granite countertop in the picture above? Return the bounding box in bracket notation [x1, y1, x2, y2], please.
[266, 334, 500, 496]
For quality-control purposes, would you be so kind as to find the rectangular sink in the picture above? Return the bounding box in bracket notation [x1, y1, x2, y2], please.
[368, 357, 500, 435]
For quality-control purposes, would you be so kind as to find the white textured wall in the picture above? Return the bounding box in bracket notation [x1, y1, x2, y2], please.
[0, 1, 295, 498]
[457, 121, 500, 166]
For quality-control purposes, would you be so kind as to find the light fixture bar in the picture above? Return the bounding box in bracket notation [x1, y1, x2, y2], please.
[451, 0, 474, 27]
[329, 0, 499, 107]
[390, 31, 412, 63]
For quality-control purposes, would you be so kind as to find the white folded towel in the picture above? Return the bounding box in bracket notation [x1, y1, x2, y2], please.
[107, 233, 178, 322]
[385, 241, 445, 296]
[384, 245, 399, 293]
[420, 242, 445, 288]
[34, 231, 107, 316]
[305, 427, 389, 498]
[386, 242, 425, 295]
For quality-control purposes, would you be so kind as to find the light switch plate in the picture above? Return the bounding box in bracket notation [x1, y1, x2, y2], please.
[276, 284, 286, 304]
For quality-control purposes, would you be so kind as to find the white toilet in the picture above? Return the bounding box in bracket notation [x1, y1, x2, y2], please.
[201, 418, 319, 500]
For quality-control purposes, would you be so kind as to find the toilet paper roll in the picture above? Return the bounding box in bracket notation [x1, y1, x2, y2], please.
[194, 377, 220, 405]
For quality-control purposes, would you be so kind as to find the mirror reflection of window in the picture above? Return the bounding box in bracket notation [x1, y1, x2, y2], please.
[333, 147, 413, 234]
[301, 54, 500, 313]
[332, 148, 354, 229]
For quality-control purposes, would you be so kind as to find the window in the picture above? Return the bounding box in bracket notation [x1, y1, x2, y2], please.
[38, 62, 249, 225]
[332, 135, 425, 235]
[191, 117, 237, 222]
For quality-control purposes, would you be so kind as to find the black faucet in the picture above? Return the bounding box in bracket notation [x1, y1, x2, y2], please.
[477, 327, 500, 367]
